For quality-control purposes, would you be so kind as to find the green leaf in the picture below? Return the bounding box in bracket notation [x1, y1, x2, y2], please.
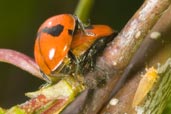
[6, 106, 26, 114]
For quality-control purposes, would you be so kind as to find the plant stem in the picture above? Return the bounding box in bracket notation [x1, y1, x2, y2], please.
[82, 0, 171, 113]
[74, 0, 95, 24]
[100, 0, 171, 70]
[101, 4, 171, 114]
[0, 49, 43, 80]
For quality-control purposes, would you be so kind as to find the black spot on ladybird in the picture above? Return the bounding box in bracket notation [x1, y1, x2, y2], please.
[68, 29, 74, 36]
[42, 24, 64, 36]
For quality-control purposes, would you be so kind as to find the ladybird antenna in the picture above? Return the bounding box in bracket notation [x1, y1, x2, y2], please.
[68, 51, 80, 75]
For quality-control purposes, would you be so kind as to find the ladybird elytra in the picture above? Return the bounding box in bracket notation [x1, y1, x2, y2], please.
[34, 14, 116, 83]
[71, 25, 114, 57]
[34, 14, 76, 77]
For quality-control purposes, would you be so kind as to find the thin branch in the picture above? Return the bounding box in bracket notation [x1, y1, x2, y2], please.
[0, 49, 43, 80]
[82, 0, 171, 113]
[74, 0, 95, 24]
[99, 0, 171, 70]
[1, 76, 85, 113]
[101, 4, 171, 114]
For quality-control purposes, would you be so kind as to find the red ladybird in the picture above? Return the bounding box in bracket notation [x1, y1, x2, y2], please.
[71, 25, 114, 57]
[71, 25, 117, 74]
[34, 14, 116, 82]
[34, 14, 77, 82]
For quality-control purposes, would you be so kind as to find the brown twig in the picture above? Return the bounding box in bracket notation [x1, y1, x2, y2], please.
[99, 0, 170, 70]
[102, 5, 171, 113]
[79, 0, 171, 114]
[62, 0, 171, 113]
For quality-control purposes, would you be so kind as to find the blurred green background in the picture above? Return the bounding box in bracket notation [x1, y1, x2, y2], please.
[0, 0, 144, 108]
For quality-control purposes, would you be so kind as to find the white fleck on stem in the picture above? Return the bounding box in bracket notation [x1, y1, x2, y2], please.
[150, 31, 161, 39]
[109, 98, 119, 106]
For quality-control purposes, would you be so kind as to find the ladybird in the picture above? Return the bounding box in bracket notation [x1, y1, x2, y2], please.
[71, 25, 117, 74]
[34, 14, 78, 82]
[34, 14, 116, 82]
[71, 25, 114, 57]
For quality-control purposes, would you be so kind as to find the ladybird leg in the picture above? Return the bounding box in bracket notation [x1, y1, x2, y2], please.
[74, 15, 95, 37]
[51, 73, 70, 78]
[40, 70, 52, 83]
[74, 57, 80, 75]
[95, 65, 110, 79]
[68, 51, 80, 74]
